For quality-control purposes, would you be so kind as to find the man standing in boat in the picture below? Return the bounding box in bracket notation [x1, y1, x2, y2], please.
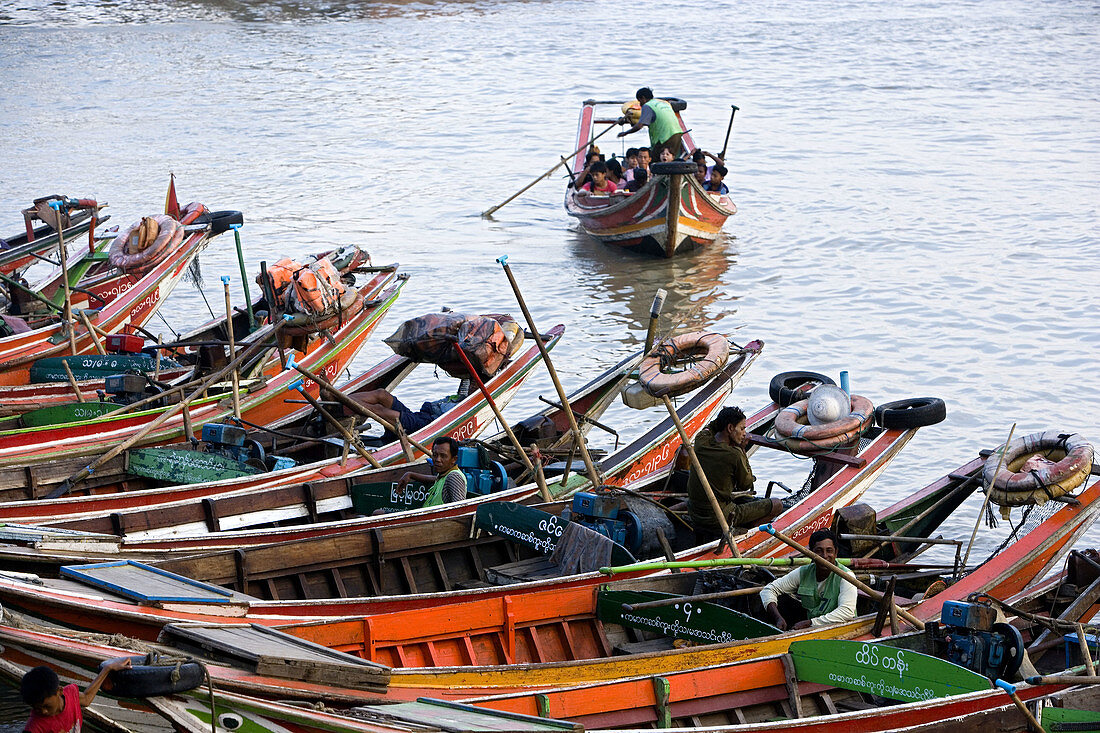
[759, 528, 858, 630]
[617, 87, 684, 159]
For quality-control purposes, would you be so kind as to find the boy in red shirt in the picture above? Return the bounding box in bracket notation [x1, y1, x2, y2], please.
[21, 659, 131, 733]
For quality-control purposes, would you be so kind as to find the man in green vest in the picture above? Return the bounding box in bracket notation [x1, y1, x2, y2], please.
[759, 529, 858, 630]
[396, 436, 467, 507]
[617, 87, 684, 159]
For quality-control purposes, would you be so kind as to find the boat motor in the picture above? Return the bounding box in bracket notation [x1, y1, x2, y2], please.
[456, 445, 508, 496]
[937, 598, 1025, 681]
[562, 491, 643, 555]
[103, 373, 151, 405]
[200, 423, 294, 471]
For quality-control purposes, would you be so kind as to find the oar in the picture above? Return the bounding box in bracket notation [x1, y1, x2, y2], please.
[717, 105, 740, 161]
[482, 123, 618, 217]
[60, 361, 85, 403]
[601, 556, 895, 574]
[230, 224, 256, 332]
[1026, 673, 1100, 685]
[48, 318, 290, 498]
[962, 423, 1016, 568]
[497, 255, 602, 487]
[993, 680, 1042, 733]
[77, 311, 106, 356]
[290, 362, 430, 457]
[660, 393, 741, 558]
[623, 586, 763, 612]
[221, 276, 241, 420]
[453, 346, 552, 502]
[643, 288, 667, 354]
[287, 378, 380, 469]
[48, 200, 79, 355]
[760, 523, 925, 630]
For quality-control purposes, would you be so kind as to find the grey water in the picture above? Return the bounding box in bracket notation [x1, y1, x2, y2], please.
[1, 0, 1098, 725]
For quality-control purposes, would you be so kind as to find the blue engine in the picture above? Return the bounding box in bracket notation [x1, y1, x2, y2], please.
[201, 423, 296, 471]
[564, 491, 643, 554]
[940, 599, 1025, 680]
[456, 446, 508, 496]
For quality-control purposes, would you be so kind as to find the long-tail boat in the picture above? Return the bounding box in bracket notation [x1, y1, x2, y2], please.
[0, 340, 762, 557]
[455, 558, 1100, 731]
[565, 98, 736, 258]
[0, 195, 107, 277]
[0, 274, 405, 476]
[0, 196, 230, 386]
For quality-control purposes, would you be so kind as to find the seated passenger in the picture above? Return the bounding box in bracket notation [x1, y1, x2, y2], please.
[580, 161, 618, 194]
[354, 381, 469, 434]
[704, 164, 729, 194]
[657, 146, 677, 163]
[691, 149, 724, 182]
[396, 436, 467, 506]
[759, 529, 858, 630]
[605, 158, 626, 187]
[624, 166, 648, 192]
[623, 148, 640, 172]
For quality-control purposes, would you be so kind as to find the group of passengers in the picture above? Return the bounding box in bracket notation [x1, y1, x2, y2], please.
[571, 86, 731, 197]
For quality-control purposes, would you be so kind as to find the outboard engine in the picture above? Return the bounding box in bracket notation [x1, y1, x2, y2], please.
[104, 373, 150, 405]
[938, 599, 1025, 681]
[456, 445, 508, 496]
[200, 423, 295, 472]
[562, 491, 644, 554]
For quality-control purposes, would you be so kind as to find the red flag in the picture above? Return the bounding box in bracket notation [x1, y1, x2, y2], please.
[165, 172, 180, 220]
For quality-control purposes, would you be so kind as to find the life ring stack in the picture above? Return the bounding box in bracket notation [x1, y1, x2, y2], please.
[637, 332, 730, 398]
[775, 388, 874, 451]
[982, 431, 1094, 508]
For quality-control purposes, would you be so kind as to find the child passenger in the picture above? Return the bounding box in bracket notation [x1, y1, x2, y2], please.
[21, 659, 132, 733]
[580, 161, 618, 194]
[624, 166, 648, 192]
[704, 164, 730, 194]
[605, 158, 625, 187]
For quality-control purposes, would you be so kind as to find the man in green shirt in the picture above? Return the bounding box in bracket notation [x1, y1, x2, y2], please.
[617, 87, 684, 159]
[686, 406, 783, 545]
[396, 436, 467, 507]
[759, 529, 858, 630]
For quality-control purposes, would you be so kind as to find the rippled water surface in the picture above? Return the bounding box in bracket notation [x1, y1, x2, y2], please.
[1, 0, 1098, 722]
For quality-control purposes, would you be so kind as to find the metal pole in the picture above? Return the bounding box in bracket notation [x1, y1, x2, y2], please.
[230, 224, 256, 332]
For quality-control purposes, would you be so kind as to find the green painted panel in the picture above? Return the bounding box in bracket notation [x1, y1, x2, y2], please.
[351, 479, 432, 514]
[474, 502, 635, 566]
[790, 639, 992, 703]
[21, 401, 119, 427]
[597, 589, 780, 644]
[29, 354, 183, 382]
[1042, 707, 1100, 732]
[128, 448, 260, 484]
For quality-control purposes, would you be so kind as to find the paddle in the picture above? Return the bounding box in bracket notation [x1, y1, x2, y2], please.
[481, 122, 618, 217]
[229, 224, 256, 332]
[497, 255, 602, 487]
[760, 523, 925, 631]
[49, 200, 79, 355]
[287, 378, 380, 469]
[717, 104, 740, 161]
[221, 276, 241, 421]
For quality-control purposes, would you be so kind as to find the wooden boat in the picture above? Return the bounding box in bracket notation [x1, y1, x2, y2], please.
[0, 198, 227, 386]
[458, 562, 1100, 731]
[12, 441, 1084, 698]
[0, 195, 107, 277]
[0, 626, 578, 732]
[0, 317, 569, 513]
[0, 274, 405, 476]
[565, 99, 735, 258]
[0, 339, 760, 557]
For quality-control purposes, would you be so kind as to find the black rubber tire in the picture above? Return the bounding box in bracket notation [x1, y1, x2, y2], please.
[874, 397, 947, 430]
[768, 371, 836, 408]
[101, 656, 205, 697]
[206, 210, 244, 235]
[650, 161, 698, 176]
[666, 97, 688, 112]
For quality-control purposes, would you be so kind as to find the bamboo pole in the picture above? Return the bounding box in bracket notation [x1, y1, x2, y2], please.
[623, 586, 762, 612]
[497, 255, 602, 487]
[288, 379, 381, 469]
[482, 123, 618, 217]
[78, 311, 106, 356]
[761, 523, 925, 630]
[290, 362, 430, 457]
[993, 680, 1042, 733]
[453, 346, 551, 502]
[221, 276, 241, 421]
[49, 319, 290, 498]
[661, 394, 741, 558]
[963, 424, 1016, 568]
[60, 361, 85, 403]
[49, 201, 79, 356]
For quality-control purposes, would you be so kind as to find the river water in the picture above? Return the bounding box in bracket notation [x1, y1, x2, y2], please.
[1, 0, 1098, 723]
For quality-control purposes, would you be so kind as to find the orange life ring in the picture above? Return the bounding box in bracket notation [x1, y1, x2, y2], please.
[775, 394, 874, 451]
[109, 214, 183, 274]
[638, 332, 730, 398]
[983, 431, 1093, 506]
